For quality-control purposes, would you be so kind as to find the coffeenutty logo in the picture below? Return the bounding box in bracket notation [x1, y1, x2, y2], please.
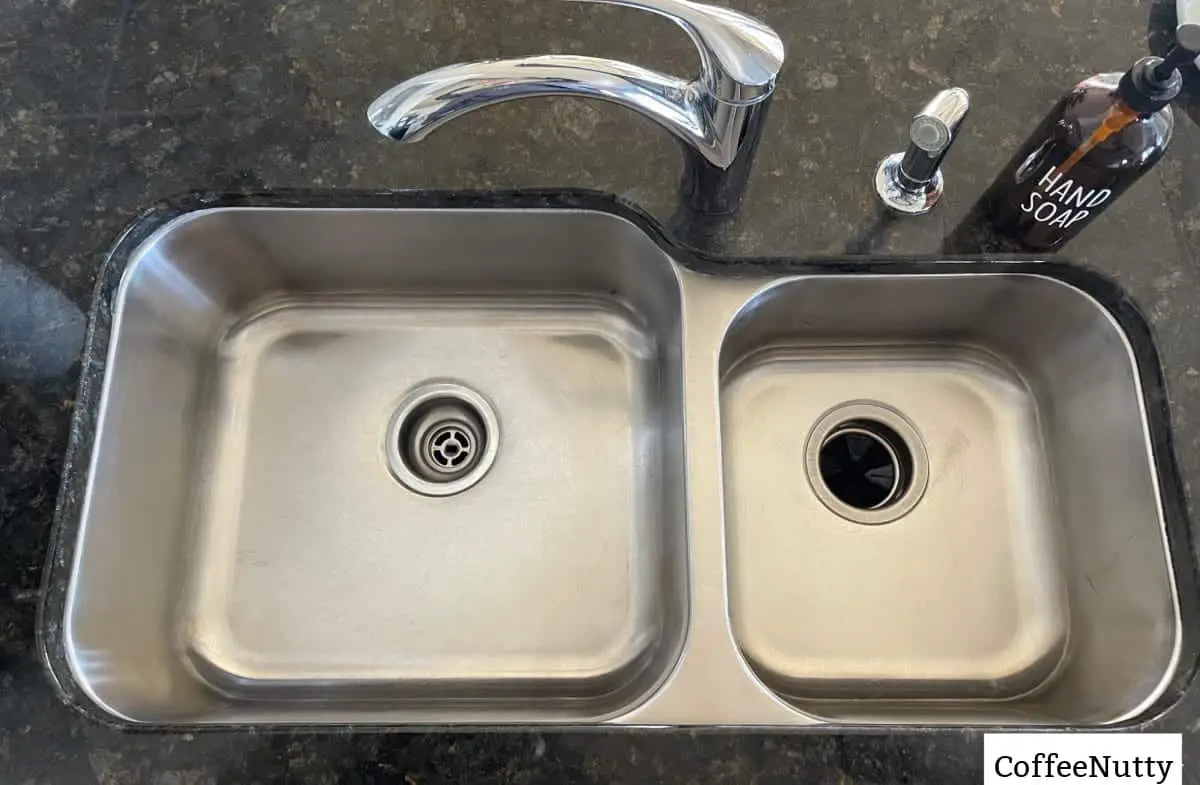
[984, 733, 1181, 784]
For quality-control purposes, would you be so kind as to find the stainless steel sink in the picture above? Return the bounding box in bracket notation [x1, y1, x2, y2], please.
[41, 194, 1195, 727]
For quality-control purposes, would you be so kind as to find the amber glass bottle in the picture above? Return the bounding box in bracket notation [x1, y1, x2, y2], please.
[947, 56, 1183, 253]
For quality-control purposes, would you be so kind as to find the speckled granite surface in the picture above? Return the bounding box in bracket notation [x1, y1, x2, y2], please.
[5, 0, 1200, 781]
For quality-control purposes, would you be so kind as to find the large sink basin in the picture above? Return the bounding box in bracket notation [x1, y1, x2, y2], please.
[41, 193, 1195, 727]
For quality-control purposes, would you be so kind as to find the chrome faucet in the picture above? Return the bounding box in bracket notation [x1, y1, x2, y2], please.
[367, 0, 784, 215]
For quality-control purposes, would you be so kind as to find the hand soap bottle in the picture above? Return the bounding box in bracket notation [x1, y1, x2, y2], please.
[950, 51, 1189, 252]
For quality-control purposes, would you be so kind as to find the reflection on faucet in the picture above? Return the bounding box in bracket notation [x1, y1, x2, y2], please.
[367, 0, 784, 215]
[0, 249, 85, 382]
[666, 206, 741, 254]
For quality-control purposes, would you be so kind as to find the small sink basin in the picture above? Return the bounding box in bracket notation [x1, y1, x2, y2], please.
[42, 194, 1194, 727]
[719, 275, 1180, 724]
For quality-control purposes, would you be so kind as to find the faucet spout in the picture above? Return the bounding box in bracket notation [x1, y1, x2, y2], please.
[365, 0, 783, 215]
[368, 55, 721, 164]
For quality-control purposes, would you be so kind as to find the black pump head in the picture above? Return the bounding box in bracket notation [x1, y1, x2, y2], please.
[1119, 56, 1184, 114]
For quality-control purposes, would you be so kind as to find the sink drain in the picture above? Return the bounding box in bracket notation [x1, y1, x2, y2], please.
[424, 421, 476, 473]
[386, 382, 500, 497]
[805, 402, 928, 525]
[818, 421, 911, 510]
[408, 403, 484, 480]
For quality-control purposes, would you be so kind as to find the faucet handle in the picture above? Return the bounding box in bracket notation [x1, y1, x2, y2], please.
[565, 0, 784, 102]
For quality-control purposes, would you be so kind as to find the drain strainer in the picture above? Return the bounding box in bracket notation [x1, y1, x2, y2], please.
[386, 382, 500, 497]
[408, 403, 483, 481]
[804, 401, 929, 525]
[424, 421, 477, 473]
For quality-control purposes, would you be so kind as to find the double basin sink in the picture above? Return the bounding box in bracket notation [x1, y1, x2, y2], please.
[41, 193, 1194, 727]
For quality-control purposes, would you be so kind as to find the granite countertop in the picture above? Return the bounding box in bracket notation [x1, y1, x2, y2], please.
[4, 0, 1200, 781]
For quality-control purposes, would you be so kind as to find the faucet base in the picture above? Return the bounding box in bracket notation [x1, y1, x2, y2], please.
[679, 98, 773, 215]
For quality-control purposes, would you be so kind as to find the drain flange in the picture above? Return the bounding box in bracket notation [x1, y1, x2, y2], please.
[805, 401, 928, 525]
[386, 382, 500, 497]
